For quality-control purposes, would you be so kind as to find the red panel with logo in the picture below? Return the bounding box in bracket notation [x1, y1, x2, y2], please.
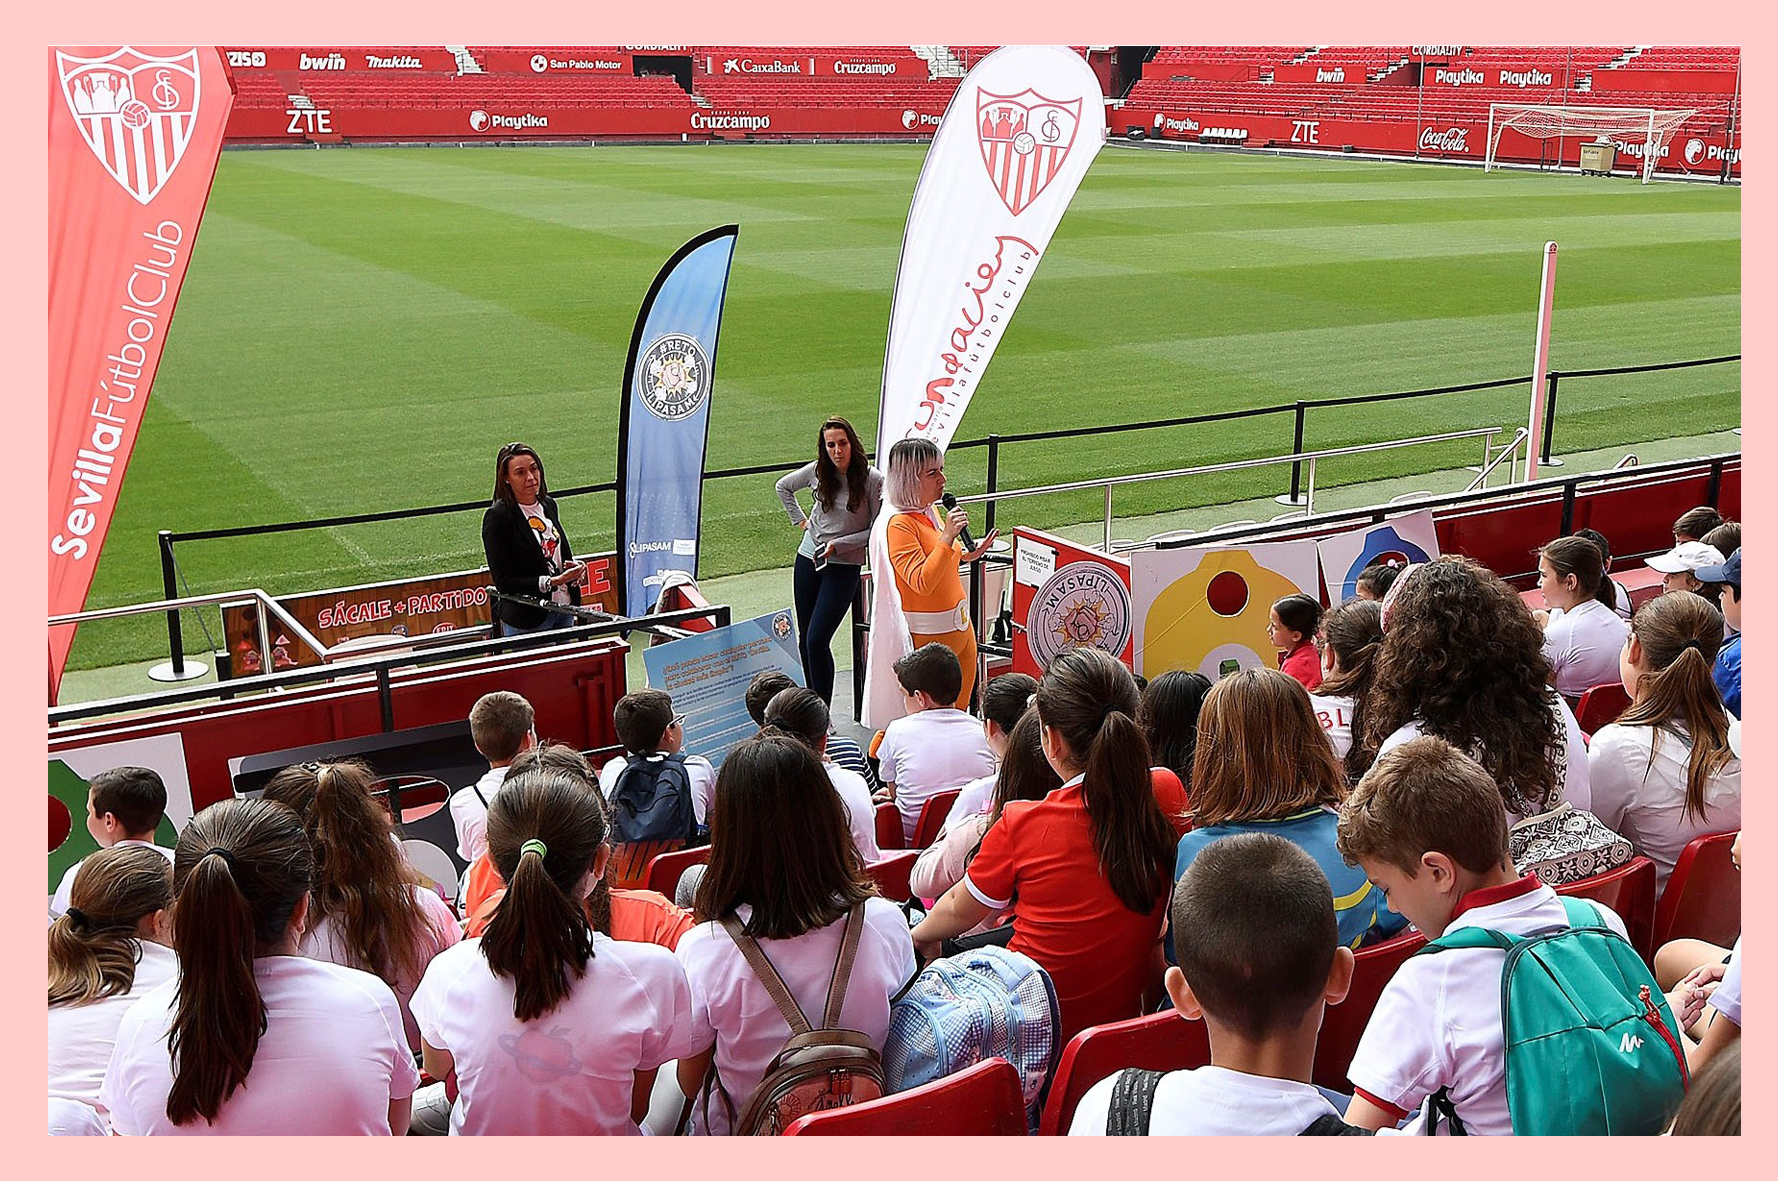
[1418, 63, 1564, 89]
[479, 49, 634, 74]
[1009, 528, 1134, 677]
[696, 52, 928, 79]
[1271, 64, 1365, 85]
[221, 47, 460, 72]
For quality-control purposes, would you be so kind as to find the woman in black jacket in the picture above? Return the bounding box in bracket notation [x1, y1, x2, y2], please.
[482, 442, 584, 636]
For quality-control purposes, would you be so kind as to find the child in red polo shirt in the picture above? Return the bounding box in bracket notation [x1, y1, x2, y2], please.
[1271, 593, 1324, 691]
[909, 647, 1177, 1043]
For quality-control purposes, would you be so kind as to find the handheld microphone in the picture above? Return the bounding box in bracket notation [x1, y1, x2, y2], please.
[939, 492, 976, 552]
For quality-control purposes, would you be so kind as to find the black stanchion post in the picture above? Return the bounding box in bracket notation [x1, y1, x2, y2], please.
[984, 434, 1000, 536]
[1285, 402, 1307, 504]
[1541, 372, 1562, 465]
[158, 530, 184, 678]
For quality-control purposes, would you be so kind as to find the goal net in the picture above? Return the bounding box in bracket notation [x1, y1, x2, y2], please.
[1486, 104, 1697, 183]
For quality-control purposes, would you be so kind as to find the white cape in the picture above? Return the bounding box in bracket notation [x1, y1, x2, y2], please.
[861, 506, 941, 729]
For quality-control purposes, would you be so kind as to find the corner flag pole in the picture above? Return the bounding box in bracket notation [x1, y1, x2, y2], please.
[1524, 241, 1558, 483]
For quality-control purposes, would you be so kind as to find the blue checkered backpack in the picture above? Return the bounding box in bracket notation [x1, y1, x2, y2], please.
[882, 944, 1060, 1132]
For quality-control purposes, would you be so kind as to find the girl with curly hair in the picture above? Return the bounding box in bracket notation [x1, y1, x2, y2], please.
[1364, 556, 1589, 821]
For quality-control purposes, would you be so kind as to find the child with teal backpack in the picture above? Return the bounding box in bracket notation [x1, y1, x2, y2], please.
[1336, 736, 1689, 1135]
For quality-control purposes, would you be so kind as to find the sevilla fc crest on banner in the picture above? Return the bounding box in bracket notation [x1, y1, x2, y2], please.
[877, 46, 1106, 452]
[57, 47, 201, 205]
[976, 90, 1081, 216]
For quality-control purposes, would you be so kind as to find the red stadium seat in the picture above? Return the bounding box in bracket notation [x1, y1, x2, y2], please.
[782, 1056, 1027, 1136]
[1653, 831, 1741, 949]
[1038, 1009, 1211, 1135]
[645, 844, 711, 898]
[1575, 681, 1633, 736]
[608, 839, 683, 890]
[1555, 855, 1657, 961]
[875, 801, 905, 851]
[1311, 929, 1428, 1093]
[866, 850, 920, 901]
[912, 789, 960, 849]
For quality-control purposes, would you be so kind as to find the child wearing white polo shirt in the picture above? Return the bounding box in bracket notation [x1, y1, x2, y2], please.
[1068, 833, 1358, 1136]
[873, 643, 995, 841]
[1336, 736, 1631, 1135]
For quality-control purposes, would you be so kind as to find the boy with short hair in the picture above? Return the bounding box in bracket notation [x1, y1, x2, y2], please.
[50, 766, 174, 918]
[597, 688, 717, 827]
[1068, 833, 1357, 1135]
[1336, 736, 1632, 1134]
[450, 690, 535, 862]
[873, 642, 994, 841]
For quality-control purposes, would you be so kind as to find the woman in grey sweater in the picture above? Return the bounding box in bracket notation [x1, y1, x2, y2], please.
[774, 416, 884, 704]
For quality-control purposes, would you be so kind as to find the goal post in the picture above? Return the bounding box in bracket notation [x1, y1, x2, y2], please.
[1485, 104, 1697, 183]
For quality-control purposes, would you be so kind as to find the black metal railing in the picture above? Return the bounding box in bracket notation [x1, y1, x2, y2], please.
[144, 352, 1738, 675]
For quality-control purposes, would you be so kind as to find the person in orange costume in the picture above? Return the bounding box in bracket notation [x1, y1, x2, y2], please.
[864, 437, 998, 723]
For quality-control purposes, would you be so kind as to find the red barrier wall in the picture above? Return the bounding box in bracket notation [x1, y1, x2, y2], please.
[48, 640, 629, 812]
[1591, 68, 1738, 95]
[228, 102, 953, 141]
[1143, 60, 1251, 81]
[1123, 106, 1741, 177]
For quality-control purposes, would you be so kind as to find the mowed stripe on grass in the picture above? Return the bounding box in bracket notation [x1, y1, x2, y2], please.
[70, 144, 1739, 670]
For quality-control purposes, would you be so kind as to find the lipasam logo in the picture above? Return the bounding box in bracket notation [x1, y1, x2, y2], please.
[637, 333, 710, 421]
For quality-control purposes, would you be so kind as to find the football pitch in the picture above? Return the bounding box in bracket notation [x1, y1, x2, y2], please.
[70, 142, 1741, 671]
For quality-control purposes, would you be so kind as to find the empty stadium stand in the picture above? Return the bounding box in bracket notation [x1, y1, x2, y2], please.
[217, 44, 1738, 177]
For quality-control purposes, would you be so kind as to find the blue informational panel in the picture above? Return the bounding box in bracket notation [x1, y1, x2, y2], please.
[641, 609, 803, 771]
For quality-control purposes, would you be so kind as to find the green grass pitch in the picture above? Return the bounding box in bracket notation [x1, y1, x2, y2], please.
[69, 142, 1740, 671]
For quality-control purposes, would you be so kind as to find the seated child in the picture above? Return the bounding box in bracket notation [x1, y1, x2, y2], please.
[873, 643, 995, 841]
[1069, 833, 1356, 1135]
[1336, 736, 1633, 1134]
[598, 688, 717, 829]
[1269, 594, 1324, 691]
[51, 767, 174, 918]
[747, 669, 878, 792]
[449, 690, 535, 862]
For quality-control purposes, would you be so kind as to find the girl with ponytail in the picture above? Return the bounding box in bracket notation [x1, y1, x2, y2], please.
[410, 770, 701, 1134]
[49, 845, 175, 1127]
[1311, 598, 1384, 777]
[910, 646, 1178, 1041]
[263, 760, 459, 1052]
[100, 798, 418, 1134]
[1590, 591, 1742, 892]
[1536, 534, 1630, 697]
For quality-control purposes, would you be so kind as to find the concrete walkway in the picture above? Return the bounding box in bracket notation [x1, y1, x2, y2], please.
[55, 429, 1739, 745]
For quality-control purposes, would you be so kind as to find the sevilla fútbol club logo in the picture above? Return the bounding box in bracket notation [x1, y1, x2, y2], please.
[976, 88, 1081, 216]
[57, 47, 201, 205]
